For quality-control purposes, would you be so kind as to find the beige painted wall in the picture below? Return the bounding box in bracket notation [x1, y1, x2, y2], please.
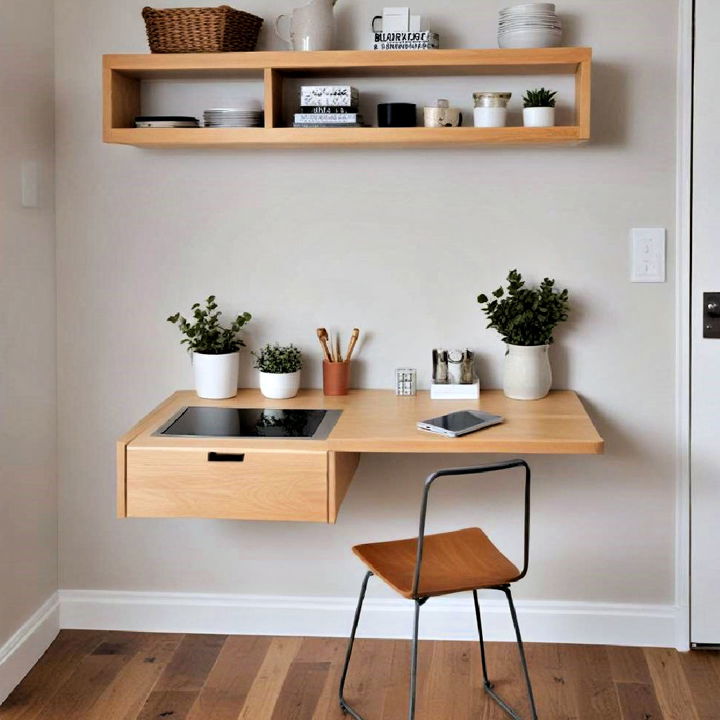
[0, 0, 57, 646]
[56, 0, 679, 605]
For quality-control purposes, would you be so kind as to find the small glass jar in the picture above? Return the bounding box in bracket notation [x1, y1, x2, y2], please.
[473, 92, 512, 128]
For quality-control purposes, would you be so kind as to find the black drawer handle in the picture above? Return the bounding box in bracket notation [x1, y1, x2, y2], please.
[208, 452, 245, 463]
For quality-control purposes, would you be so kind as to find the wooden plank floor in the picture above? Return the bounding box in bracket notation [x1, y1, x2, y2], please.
[2, 631, 719, 720]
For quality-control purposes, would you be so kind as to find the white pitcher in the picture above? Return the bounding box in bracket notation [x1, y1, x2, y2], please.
[275, 0, 336, 51]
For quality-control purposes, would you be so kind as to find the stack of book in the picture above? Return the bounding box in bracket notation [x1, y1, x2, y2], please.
[293, 86, 364, 128]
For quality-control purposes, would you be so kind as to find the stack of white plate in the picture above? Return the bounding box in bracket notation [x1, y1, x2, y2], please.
[498, 3, 562, 48]
[135, 116, 199, 128]
[203, 107, 264, 128]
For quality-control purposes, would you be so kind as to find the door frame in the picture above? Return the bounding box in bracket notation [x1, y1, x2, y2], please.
[675, 0, 693, 651]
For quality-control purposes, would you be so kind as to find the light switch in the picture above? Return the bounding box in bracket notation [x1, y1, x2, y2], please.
[631, 228, 666, 283]
[21, 161, 39, 208]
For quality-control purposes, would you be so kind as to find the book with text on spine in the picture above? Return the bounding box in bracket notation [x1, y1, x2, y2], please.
[294, 113, 362, 124]
[298, 106, 359, 114]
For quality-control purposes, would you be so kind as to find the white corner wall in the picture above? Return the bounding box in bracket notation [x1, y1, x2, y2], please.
[54, 0, 681, 646]
[0, 0, 58, 702]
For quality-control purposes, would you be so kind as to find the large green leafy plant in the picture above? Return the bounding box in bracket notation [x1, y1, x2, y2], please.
[167, 296, 252, 354]
[252, 344, 303, 374]
[477, 270, 570, 346]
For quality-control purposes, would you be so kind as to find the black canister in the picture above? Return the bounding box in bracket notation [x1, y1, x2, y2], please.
[377, 103, 417, 127]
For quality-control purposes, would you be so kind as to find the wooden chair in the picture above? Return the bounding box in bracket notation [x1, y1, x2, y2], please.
[338, 459, 538, 720]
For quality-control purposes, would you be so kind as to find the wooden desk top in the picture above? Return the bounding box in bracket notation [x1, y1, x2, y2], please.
[123, 389, 604, 455]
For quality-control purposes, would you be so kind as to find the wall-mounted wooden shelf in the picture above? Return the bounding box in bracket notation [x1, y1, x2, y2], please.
[103, 47, 591, 149]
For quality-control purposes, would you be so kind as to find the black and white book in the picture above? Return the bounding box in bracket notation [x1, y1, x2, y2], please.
[298, 106, 359, 114]
[293, 122, 365, 128]
[371, 31, 440, 50]
[300, 86, 360, 107]
[294, 113, 362, 124]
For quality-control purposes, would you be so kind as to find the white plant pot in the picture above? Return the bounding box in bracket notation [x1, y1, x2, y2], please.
[192, 351, 239, 400]
[503, 344, 552, 400]
[523, 106, 555, 127]
[474, 106, 508, 128]
[259, 370, 301, 400]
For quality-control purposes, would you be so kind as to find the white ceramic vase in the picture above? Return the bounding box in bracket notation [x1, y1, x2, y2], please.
[503, 344, 552, 400]
[523, 106, 555, 127]
[259, 371, 301, 400]
[192, 351, 239, 400]
[474, 106, 507, 128]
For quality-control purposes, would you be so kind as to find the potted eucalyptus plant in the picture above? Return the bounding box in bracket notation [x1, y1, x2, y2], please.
[167, 296, 252, 400]
[477, 270, 570, 400]
[252, 343, 303, 399]
[522, 87, 557, 127]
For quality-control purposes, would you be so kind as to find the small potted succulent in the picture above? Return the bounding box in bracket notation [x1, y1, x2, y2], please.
[167, 296, 252, 400]
[522, 88, 557, 128]
[253, 343, 303, 399]
[477, 270, 570, 400]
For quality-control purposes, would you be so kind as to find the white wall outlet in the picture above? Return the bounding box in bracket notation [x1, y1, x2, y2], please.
[631, 227, 666, 283]
[21, 161, 39, 208]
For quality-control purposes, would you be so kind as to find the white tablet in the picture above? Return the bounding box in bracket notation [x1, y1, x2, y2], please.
[417, 409, 504, 438]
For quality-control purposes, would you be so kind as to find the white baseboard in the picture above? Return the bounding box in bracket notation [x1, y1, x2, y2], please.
[0, 594, 60, 705]
[59, 589, 680, 649]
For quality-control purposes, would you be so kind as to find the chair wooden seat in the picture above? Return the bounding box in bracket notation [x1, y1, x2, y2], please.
[353, 527, 520, 599]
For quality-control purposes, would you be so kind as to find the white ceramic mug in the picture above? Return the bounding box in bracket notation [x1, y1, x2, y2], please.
[275, 0, 335, 51]
[424, 106, 463, 127]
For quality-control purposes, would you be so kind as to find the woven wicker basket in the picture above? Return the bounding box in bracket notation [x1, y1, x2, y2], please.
[142, 6, 263, 53]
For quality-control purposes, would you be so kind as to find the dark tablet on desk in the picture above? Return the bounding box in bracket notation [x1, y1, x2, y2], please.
[417, 409, 504, 438]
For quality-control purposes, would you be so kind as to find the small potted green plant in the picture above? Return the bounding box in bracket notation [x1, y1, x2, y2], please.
[252, 343, 303, 399]
[477, 270, 569, 400]
[522, 87, 557, 128]
[167, 296, 252, 400]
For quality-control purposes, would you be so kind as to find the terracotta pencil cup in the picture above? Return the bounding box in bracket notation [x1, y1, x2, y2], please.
[323, 361, 350, 396]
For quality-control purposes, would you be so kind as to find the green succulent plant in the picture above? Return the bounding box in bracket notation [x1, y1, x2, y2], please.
[477, 269, 570, 346]
[167, 296, 251, 354]
[252, 343, 303, 374]
[523, 88, 557, 108]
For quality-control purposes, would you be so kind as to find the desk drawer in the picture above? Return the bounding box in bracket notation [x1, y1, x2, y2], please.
[125, 448, 328, 522]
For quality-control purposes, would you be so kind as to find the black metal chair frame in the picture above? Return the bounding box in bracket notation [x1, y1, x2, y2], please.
[338, 458, 538, 720]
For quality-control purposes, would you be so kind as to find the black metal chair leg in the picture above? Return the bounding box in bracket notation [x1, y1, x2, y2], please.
[473, 586, 538, 720]
[407, 599, 423, 720]
[473, 589, 492, 689]
[339, 571, 373, 719]
[503, 586, 539, 720]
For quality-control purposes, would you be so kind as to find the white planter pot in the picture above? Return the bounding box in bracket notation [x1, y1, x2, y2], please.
[259, 370, 301, 400]
[192, 351, 239, 400]
[503, 344, 552, 400]
[474, 106, 508, 128]
[523, 106, 555, 127]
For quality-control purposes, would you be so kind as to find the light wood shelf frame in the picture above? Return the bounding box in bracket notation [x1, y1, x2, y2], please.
[103, 47, 591, 148]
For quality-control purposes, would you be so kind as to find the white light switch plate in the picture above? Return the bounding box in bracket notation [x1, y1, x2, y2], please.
[631, 228, 666, 283]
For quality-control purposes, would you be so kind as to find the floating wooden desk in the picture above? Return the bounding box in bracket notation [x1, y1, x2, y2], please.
[117, 389, 603, 524]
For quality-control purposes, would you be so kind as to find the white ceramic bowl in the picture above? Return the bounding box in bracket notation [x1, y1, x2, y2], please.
[500, 3, 556, 14]
[498, 29, 562, 48]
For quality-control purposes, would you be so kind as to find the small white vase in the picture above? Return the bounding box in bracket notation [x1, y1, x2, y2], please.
[503, 344, 552, 400]
[259, 371, 301, 400]
[523, 106, 555, 127]
[192, 351, 239, 400]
